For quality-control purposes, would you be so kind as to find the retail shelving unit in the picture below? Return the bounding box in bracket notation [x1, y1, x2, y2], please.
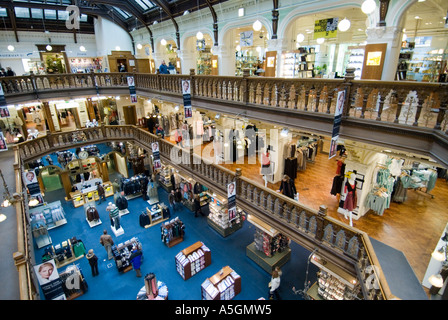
[112, 237, 142, 273]
[281, 48, 315, 78]
[158, 166, 173, 192]
[175, 241, 211, 280]
[144, 203, 168, 228]
[207, 194, 243, 237]
[344, 46, 365, 80]
[235, 55, 258, 76]
[201, 266, 241, 300]
[308, 254, 361, 300]
[245, 215, 291, 273]
[161, 217, 185, 248]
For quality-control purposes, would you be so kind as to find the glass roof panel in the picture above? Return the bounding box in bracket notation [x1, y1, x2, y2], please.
[31, 8, 43, 19]
[14, 7, 30, 18]
[114, 7, 132, 19]
[0, 8, 7, 17]
[134, 0, 155, 11]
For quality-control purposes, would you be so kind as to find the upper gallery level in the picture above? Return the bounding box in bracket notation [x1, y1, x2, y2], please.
[2, 71, 448, 168]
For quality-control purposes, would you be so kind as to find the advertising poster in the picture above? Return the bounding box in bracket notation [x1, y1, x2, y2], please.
[0, 131, 7, 152]
[329, 90, 346, 159]
[127, 76, 137, 103]
[182, 80, 192, 119]
[227, 181, 236, 220]
[34, 260, 66, 300]
[23, 169, 41, 195]
[314, 18, 339, 39]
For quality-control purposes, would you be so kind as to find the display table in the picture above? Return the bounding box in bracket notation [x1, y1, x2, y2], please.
[136, 281, 168, 300]
[246, 242, 291, 274]
[306, 282, 323, 300]
[201, 266, 241, 300]
[175, 241, 211, 280]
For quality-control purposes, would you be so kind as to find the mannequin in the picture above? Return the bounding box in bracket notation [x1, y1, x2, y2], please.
[343, 172, 357, 227]
[147, 179, 159, 204]
[261, 147, 271, 187]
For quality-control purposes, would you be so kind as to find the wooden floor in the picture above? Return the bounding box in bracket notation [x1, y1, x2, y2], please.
[162, 135, 448, 296]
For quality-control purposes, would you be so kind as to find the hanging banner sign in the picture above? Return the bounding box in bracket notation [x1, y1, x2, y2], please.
[0, 131, 8, 152]
[227, 181, 236, 220]
[329, 89, 346, 159]
[151, 142, 161, 170]
[181, 80, 192, 119]
[0, 84, 7, 107]
[23, 169, 41, 195]
[34, 260, 66, 300]
[314, 17, 339, 39]
[127, 76, 137, 103]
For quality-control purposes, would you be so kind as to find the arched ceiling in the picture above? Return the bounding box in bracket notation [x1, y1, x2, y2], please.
[0, 0, 228, 35]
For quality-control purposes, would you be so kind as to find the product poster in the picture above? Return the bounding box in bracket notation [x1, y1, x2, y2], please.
[314, 17, 339, 39]
[127, 76, 136, 102]
[227, 181, 236, 220]
[0, 106, 10, 118]
[23, 169, 41, 195]
[0, 132, 7, 151]
[0, 84, 6, 107]
[330, 89, 346, 159]
[182, 80, 192, 119]
[329, 135, 339, 160]
[366, 51, 382, 66]
[34, 260, 66, 300]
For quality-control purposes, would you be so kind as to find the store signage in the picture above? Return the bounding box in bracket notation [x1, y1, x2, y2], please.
[24, 169, 42, 195]
[152, 142, 161, 170]
[329, 89, 346, 159]
[366, 51, 382, 66]
[314, 18, 339, 39]
[227, 181, 236, 221]
[240, 31, 253, 47]
[127, 76, 137, 103]
[0, 85, 6, 107]
[182, 80, 192, 119]
[0, 131, 7, 152]
[33, 260, 66, 300]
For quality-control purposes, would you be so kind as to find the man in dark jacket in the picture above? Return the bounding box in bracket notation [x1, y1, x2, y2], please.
[130, 247, 143, 277]
[158, 60, 169, 74]
[86, 249, 99, 276]
[97, 182, 106, 204]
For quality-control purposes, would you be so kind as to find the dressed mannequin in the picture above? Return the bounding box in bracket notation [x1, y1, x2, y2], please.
[147, 179, 159, 204]
[261, 147, 272, 187]
[343, 172, 357, 227]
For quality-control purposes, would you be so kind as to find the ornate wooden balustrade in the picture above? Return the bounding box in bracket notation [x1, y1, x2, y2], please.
[2, 72, 447, 132]
[14, 125, 394, 300]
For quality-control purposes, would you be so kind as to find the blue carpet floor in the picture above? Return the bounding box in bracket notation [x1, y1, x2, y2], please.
[34, 186, 318, 300]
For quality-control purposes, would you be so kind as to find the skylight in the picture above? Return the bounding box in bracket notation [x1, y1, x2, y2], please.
[134, 0, 155, 11]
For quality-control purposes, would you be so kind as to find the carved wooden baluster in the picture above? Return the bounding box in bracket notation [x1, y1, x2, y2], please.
[435, 103, 447, 130]
[293, 85, 301, 110]
[376, 94, 386, 121]
[394, 96, 404, 124]
[360, 91, 369, 119]
[412, 97, 425, 126]
[303, 86, 311, 111]
[314, 87, 321, 112]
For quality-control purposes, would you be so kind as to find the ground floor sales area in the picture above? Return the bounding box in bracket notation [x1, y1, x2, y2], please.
[25, 138, 432, 300]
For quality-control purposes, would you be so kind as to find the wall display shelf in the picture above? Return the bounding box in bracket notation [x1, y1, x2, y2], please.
[59, 264, 88, 300]
[197, 51, 212, 75]
[161, 217, 185, 248]
[31, 216, 52, 249]
[201, 266, 241, 300]
[111, 237, 142, 273]
[309, 254, 361, 300]
[29, 200, 67, 231]
[158, 166, 173, 193]
[246, 215, 291, 273]
[281, 48, 315, 79]
[175, 241, 211, 280]
[207, 194, 243, 237]
[235, 55, 258, 76]
[122, 174, 147, 200]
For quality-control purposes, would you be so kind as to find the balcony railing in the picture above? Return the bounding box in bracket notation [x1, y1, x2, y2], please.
[2, 71, 447, 133]
[14, 125, 393, 300]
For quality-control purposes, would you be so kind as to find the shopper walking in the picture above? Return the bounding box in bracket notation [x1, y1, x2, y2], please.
[277, 174, 297, 199]
[194, 194, 203, 218]
[130, 246, 143, 277]
[112, 179, 120, 194]
[174, 187, 182, 210]
[97, 182, 106, 204]
[268, 269, 281, 300]
[86, 249, 99, 277]
[168, 189, 176, 211]
[99, 230, 114, 260]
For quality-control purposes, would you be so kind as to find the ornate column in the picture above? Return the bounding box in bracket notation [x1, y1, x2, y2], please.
[266, 38, 289, 77]
[41, 101, 56, 133]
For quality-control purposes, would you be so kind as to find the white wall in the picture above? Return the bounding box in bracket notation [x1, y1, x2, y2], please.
[93, 17, 133, 57]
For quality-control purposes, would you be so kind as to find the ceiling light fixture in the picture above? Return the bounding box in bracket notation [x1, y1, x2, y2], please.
[316, 37, 325, 44]
[79, 45, 86, 52]
[361, 0, 376, 14]
[338, 18, 351, 32]
[253, 19, 262, 32]
[137, 43, 143, 50]
[115, 46, 121, 51]
[296, 33, 305, 43]
[238, 8, 244, 17]
[196, 31, 204, 40]
[161, 39, 167, 46]
[46, 44, 52, 51]
[7, 45, 14, 52]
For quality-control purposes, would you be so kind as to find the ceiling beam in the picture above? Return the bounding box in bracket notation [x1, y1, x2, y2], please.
[151, 0, 180, 49]
[5, 1, 19, 42]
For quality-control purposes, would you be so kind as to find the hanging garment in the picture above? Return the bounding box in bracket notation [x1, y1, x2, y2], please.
[330, 175, 345, 196]
[284, 157, 298, 180]
[392, 176, 407, 203]
[343, 181, 357, 212]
